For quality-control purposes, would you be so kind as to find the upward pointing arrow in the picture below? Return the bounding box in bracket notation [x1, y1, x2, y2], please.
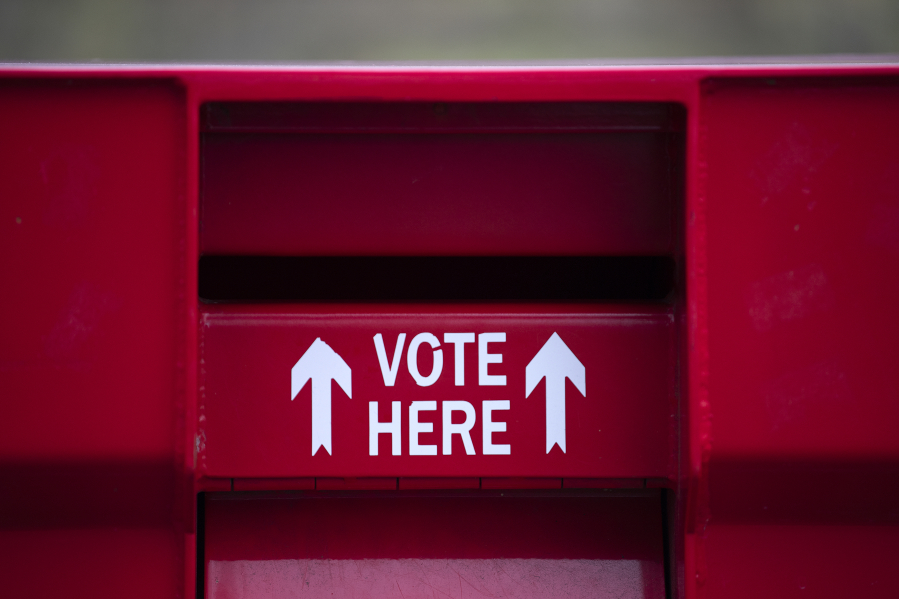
[525, 333, 586, 454]
[291, 338, 352, 456]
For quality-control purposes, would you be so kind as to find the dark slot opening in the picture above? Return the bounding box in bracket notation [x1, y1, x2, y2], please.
[196, 492, 205, 599]
[202, 101, 685, 133]
[661, 488, 673, 599]
[198, 255, 675, 302]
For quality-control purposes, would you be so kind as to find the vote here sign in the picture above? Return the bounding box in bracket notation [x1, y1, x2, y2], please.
[200, 305, 674, 479]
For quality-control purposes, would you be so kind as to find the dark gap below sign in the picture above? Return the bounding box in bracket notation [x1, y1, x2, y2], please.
[198, 255, 675, 302]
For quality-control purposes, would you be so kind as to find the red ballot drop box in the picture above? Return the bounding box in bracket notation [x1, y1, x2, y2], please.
[1, 65, 898, 599]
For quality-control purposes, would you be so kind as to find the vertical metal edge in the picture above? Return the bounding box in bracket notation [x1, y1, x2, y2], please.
[684, 76, 712, 599]
[184, 76, 202, 599]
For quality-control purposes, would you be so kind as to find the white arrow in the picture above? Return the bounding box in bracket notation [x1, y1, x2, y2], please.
[525, 332, 586, 454]
[291, 338, 352, 456]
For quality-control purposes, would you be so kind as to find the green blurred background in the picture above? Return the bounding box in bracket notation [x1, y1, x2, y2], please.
[1, 0, 898, 62]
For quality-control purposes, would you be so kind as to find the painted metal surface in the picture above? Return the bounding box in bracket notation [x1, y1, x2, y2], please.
[1, 63, 898, 599]
[0, 78, 188, 598]
[700, 77, 899, 597]
[200, 102, 681, 257]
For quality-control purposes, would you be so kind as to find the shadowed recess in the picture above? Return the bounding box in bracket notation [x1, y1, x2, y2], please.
[198, 255, 675, 302]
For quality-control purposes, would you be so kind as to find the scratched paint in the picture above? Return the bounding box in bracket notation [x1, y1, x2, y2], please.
[745, 264, 834, 332]
[208, 558, 653, 599]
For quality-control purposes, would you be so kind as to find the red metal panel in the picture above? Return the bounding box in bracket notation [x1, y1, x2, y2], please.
[199, 305, 675, 479]
[703, 77, 899, 461]
[1, 64, 897, 599]
[200, 123, 679, 257]
[0, 529, 182, 599]
[232, 477, 315, 491]
[0, 79, 186, 463]
[316, 477, 398, 490]
[204, 490, 667, 599]
[0, 79, 187, 596]
[700, 77, 899, 597]
[706, 524, 899, 598]
[481, 477, 562, 489]
[564, 477, 645, 489]
[398, 476, 480, 489]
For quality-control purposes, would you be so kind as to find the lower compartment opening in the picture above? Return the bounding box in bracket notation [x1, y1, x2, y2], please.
[202, 489, 667, 598]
